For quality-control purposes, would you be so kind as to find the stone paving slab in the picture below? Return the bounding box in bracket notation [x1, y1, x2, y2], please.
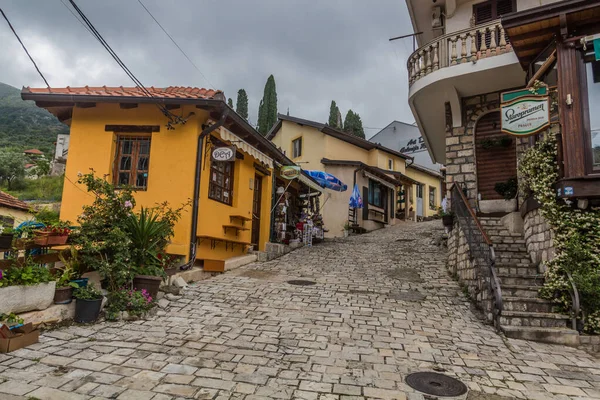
[0, 221, 599, 399]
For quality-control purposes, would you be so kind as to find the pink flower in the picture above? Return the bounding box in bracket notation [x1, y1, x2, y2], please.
[124, 201, 133, 209]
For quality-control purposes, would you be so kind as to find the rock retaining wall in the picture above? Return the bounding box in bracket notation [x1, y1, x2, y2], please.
[523, 208, 555, 269]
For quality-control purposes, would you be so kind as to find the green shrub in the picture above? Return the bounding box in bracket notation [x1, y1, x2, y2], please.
[105, 289, 154, 320]
[73, 284, 103, 300]
[0, 258, 53, 287]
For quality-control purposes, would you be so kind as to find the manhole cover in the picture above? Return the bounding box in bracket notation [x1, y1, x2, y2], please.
[405, 372, 468, 397]
[287, 280, 316, 286]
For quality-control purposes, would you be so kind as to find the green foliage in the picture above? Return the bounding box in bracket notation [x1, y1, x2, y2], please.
[227, 98, 234, 108]
[29, 158, 50, 177]
[518, 132, 600, 333]
[328, 101, 342, 129]
[0, 150, 25, 189]
[0, 312, 24, 326]
[105, 288, 154, 320]
[343, 110, 365, 139]
[0, 257, 53, 287]
[257, 75, 278, 135]
[35, 208, 60, 225]
[478, 136, 513, 149]
[3, 174, 64, 201]
[236, 89, 249, 120]
[0, 83, 68, 154]
[55, 247, 81, 287]
[494, 177, 518, 200]
[73, 284, 103, 300]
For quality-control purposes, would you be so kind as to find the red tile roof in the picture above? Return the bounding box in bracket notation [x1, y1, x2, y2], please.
[24, 149, 44, 155]
[24, 163, 35, 169]
[23, 86, 223, 100]
[0, 191, 29, 211]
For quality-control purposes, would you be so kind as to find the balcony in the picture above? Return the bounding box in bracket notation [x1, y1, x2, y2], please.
[408, 20, 513, 87]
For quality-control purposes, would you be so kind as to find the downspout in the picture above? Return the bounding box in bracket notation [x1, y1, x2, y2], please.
[183, 110, 229, 269]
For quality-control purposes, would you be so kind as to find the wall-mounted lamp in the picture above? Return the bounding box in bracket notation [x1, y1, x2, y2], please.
[566, 94, 573, 106]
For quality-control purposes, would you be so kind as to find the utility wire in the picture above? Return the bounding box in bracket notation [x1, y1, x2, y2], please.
[136, 0, 215, 89]
[0, 8, 50, 87]
[67, 0, 182, 127]
[59, 0, 94, 36]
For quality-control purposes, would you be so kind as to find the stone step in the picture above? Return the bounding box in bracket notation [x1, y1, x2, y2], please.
[500, 311, 570, 328]
[503, 296, 555, 313]
[497, 273, 544, 286]
[501, 284, 543, 298]
[490, 237, 526, 245]
[494, 244, 528, 253]
[495, 264, 539, 276]
[500, 326, 580, 346]
[495, 257, 532, 266]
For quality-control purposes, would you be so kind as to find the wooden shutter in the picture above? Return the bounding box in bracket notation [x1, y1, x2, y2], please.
[474, 1, 494, 24]
[496, 0, 514, 16]
[475, 112, 517, 200]
[363, 187, 369, 221]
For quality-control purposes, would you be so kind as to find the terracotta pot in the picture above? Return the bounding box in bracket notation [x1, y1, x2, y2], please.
[54, 286, 74, 304]
[133, 275, 162, 299]
[47, 234, 69, 246]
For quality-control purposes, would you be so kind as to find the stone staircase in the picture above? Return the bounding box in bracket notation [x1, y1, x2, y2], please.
[479, 216, 579, 346]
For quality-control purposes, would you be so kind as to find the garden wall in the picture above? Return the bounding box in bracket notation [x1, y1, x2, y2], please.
[523, 208, 555, 270]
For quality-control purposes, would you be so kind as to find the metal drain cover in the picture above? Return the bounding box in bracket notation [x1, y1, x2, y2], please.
[287, 279, 316, 286]
[405, 372, 468, 397]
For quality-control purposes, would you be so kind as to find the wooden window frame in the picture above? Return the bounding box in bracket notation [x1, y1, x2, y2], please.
[113, 135, 151, 190]
[581, 47, 600, 175]
[388, 159, 393, 170]
[292, 137, 302, 159]
[208, 160, 235, 206]
[368, 179, 384, 208]
[473, 0, 516, 24]
[429, 186, 437, 210]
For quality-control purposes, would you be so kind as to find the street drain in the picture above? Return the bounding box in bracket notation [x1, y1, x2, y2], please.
[388, 290, 426, 302]
[405, 372, 468, 397]
[287, 280, 316, 286]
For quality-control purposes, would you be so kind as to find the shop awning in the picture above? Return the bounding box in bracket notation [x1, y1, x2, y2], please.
[364, 171, 397, 190]
[215, 125, 274, 168]
[298, 172, 324, 193]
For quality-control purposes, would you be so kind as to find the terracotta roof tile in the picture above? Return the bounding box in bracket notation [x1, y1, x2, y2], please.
[0, 191, 29, 211]
[23, 86, 223, 100]
[23, 149, 44, 155]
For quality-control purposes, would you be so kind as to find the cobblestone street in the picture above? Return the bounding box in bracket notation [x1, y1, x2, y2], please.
[1, 220, 599, 400]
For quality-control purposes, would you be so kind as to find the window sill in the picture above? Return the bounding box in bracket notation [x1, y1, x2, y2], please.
[208, 197, 233, 207]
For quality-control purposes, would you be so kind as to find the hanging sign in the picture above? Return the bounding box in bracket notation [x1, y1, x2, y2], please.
[500, 94, 550, 136]
[280, 166, 301, 180]
[211, 146, 235, 162]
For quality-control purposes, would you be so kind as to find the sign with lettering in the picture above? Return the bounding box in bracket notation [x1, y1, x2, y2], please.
[280, 166, 301, 180]
[399, 137, 428, 154]
[501, 96, 550, 136]
[211, 146, 235, 162]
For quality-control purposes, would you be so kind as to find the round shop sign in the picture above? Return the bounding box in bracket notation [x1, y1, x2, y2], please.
[280, 166, 301, 180]
[211, 146, 235, 162]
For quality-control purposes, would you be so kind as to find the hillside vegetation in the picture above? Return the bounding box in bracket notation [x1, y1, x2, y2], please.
[0, 82, 69, 154]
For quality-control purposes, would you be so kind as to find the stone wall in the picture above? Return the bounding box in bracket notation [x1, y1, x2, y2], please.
[523, 208, 555, 269]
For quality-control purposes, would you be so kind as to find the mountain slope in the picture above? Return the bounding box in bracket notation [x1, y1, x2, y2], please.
[0, 82, 69, 154]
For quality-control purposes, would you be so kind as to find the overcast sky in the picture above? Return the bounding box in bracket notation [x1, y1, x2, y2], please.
[0, 0, 415, 138]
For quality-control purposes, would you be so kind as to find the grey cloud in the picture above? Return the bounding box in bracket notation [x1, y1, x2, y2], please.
[0, 0, 415, 135]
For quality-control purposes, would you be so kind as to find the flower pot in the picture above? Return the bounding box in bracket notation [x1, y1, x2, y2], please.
[70, 278, 89, 288]
[343, 229, 349, 238]
[0, 233, 13, 250]
[74, 297, 103, 323]
[54, 286, 74, 304]
[47, 234, 69, 246]
[442, 215, 454, 228]
[0, 281, 56, 314]
[133, 275, 162, 299]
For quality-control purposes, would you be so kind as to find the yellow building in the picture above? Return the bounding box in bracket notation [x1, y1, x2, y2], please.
[0, 191, 30, 228]
[22, 86, 293, 264]
[267, 114, 444, 236]
[404, 163, 444, 220]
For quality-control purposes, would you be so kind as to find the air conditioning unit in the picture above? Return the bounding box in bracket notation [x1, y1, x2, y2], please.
[432, 6, 443, 29]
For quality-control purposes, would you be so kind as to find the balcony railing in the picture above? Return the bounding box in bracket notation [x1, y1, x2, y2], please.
[408, 19, 512, 86]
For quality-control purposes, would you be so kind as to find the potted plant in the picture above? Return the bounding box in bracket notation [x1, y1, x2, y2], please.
[53, 248, 81, 304]
[0, 257, 55, 314]
[441, 210, 455, 229]
[342, 221, 351, 238]
[73, 284, 103, 323]
[34, 222, 71, 246]
[0, 227, 14, 250]
[105, 288, 154, 321]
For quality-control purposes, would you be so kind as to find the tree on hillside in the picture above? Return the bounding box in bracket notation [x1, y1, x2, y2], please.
[328, 101, 343, 129]
[257, 75, 278, 135]
[0, 150, 25, 190]
[236, 89, 249, 120]
[344, 110, 365, 139]
[227, 98, 234, 108]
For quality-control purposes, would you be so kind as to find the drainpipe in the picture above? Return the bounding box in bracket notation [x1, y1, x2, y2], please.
[183, 110, 229, 269]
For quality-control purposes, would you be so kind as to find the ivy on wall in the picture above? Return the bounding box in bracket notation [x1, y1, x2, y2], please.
[518, 133, 600, 333]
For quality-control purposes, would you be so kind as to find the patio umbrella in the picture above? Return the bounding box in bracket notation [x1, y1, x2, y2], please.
[349, 184, 363, 208]
[305, 170, 348, 192]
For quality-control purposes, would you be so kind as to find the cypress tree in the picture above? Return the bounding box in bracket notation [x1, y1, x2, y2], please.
[328, 101, 341, 129]
[344, 110, 365, 139]
[227, 98, 234, 108]
[257, 75, 277, 135]
[236, 89, 249, 120]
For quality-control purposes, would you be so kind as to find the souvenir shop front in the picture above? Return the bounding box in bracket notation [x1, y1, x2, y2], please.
[271, 166, 325, 247]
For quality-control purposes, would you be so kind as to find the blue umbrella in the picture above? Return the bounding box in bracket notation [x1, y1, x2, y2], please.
[349, 184, 363, 209]
[305, 170, 348, 192]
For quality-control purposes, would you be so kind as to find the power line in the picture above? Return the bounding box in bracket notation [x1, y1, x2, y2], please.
[59, 0, 94, 36]
[136, 0, 215, 90]
[0, 8, 50, 87]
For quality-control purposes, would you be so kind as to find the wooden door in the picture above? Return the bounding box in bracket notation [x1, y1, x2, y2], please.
[251, 174, 262, 246]
[475, 111, 517, 200]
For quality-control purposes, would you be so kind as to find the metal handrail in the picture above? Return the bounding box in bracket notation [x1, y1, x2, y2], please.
[565, 271, 581, 332]
[451, 183, 503, 328]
